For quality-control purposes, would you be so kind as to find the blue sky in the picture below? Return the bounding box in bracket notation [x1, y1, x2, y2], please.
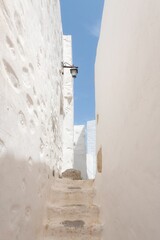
[60, 0, 104, 125]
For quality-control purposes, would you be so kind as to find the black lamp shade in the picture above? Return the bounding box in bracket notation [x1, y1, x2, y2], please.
[70, 67, 78, 78]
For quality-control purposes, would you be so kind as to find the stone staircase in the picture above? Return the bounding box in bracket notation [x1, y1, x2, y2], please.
[43, 178, 102, 240]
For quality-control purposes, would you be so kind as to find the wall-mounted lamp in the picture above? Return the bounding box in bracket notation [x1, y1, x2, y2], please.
[61, 62, 78, 78]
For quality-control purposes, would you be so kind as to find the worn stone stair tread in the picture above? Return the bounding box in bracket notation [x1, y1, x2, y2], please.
[44, 222, 103, 236]
[51, 186, 95, 193]
[46, 204, 100, 224]
[53, 178, 94, 188]
[47, 203, 99, 211]
[42, 236, 102, 240]
[42, 235, 101, 240]
[50, 188, 95, 198]
[50, 188, 95, 205]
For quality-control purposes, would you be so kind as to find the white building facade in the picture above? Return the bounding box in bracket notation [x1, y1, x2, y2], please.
[62, 35, 74, 172]
[73, 125, 87, 179]
[0, 1, 74, 239]
[95, 0, 160, 239]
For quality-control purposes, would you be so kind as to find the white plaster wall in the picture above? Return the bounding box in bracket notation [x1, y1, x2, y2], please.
[95, 0, 160, 239]
[0, 0, 63, 239]
[74, 125, 87, 179]
[86, 120, 96, 179]
[62, 35, 74, 172]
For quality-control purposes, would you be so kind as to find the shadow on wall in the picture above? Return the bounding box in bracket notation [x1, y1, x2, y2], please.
[97, 146, 102, 173]
[0, 154, 53, 240]
[73, 129, 87, 179]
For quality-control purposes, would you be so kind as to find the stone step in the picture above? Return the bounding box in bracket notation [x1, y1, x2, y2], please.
[53, 178, 94, 189]
[46, 204, 100, 225]
[50, 188, 95, 205]
[42, 236, 101, 240]
[44, 222, 103, 240]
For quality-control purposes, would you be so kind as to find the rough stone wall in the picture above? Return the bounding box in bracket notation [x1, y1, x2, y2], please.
[95, 0, 160, 239]
[62, 35, 74, 172]
[74, 125, 87, 179]
[0, 0, 63, 239]
[86, 120, 96, 179]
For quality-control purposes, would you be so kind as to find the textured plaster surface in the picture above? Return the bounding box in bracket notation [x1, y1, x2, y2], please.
[0, 0, 64, 239]
[95, 0, 160, 239]
[86, 120, 96, 179]
[74, 125, 87, 179]
[62, 35, 74, 172]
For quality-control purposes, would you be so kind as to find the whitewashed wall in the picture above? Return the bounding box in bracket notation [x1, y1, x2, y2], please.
[74, 125, 87, 179]
[86, 120, 96, 179]
[0, 0, 63, 239]
[95, 0, 160, 239]
[62, 35, 74, 172]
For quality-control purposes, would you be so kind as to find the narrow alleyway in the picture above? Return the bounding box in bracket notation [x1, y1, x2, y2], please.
[43, 177, 102, 239]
